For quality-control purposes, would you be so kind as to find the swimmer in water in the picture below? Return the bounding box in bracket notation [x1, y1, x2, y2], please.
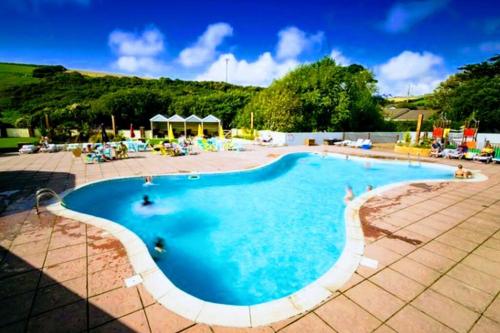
[154, 237, 166, 253]
[366, 185, 373, 192]
[144, 175, 154, 186]
[344, 186, 354, 203]
[455, 164, 472, 179]
[142, 195, 153, 206]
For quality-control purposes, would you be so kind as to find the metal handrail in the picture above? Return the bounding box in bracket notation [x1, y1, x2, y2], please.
[35, 188, 61, 215]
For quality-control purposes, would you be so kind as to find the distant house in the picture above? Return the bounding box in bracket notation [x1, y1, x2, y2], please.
[383, 107, 437, 121]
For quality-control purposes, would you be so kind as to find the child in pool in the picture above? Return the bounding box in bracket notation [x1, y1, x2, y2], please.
[455, 164, 472, 179]
[344, 186, 354, 203]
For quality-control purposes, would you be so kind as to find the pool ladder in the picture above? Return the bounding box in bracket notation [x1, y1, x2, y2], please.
[407, 153, 422, 167]
[35, 188, 61, 215]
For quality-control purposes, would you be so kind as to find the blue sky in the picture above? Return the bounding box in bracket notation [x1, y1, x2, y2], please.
[0, 0, 498, 95]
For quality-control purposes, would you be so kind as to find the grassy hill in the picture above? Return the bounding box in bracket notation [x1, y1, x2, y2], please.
[0, 63, 134, 90]
[0, 62, 40, 90]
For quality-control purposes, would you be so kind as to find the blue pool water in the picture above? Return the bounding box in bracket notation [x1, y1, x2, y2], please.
[63, 153, 453, 305]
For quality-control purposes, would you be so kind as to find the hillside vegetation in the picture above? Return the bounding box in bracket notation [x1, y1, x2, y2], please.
[0, 63, 40, 90]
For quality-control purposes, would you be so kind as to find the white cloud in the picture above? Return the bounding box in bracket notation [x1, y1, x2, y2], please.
[109, 27, 164, 57]
[375, 51, 447, 96]
[276, 27, 324, 60]
[330, 49, 351, 66]
[108, 27, 167, 75]
[196, 53, 299, 87]
[178, 23, 233, 67]
[196, 26, 325, 86]
[115, 56, 165, 73]
[382, 0, 449, 33]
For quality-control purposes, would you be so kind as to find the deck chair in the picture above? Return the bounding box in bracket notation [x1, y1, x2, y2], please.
[72, 147, 82, 158]
[116, 145, 128, 159]
[446, 149, 465, 159]
[473, 154, 493, 163]
[19, 145, 37, 154]
[349, 138, 364, 148]
[334, 140, 352, 146]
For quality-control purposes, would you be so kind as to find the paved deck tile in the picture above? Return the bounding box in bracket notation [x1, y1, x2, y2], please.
[279, 313, 333, 333]
[314, 295, 381, 333]
[386, 305, 455, 333]
[369, 268, 425, 302]
[345, 280, 405, 321]
[144, 303, 193, 333]
[411, 289, 479, 332]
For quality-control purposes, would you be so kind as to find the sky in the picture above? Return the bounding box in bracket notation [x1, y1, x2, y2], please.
[0, 0, 499, 96]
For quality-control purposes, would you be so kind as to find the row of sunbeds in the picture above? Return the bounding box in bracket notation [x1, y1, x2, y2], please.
[431, 147, 500, 163]
[334, 138, 373, 149]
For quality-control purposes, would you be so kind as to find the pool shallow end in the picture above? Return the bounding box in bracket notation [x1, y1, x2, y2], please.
[45, 151, 486, 327]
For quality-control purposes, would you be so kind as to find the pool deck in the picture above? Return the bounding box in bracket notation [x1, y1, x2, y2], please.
[0, 144, 499, 333]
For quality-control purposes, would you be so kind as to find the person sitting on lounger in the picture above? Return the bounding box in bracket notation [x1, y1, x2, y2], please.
[455, 164, 472, 179]
[480, 141, 494, 157]
[84, 144, 93, 154]
[431, 139, 443, 156]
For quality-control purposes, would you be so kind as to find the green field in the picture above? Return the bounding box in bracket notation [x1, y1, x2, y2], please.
[0, 62, 40, 90]
[0, 137, 39, 149]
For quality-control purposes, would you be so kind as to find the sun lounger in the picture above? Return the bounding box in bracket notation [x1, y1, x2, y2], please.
[361, 139, 372, 149]
[334, 140, 352, 146]
[349, 138, 364, 148]
[446, 149, 464, 159]
[40, 144, 58, 153]
[85, 152, 104, 164]
[472, 154, 493, 163]
[19, 145, 37, 154]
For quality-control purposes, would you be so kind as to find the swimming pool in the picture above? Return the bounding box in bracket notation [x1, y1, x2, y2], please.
[63, 152, 454, 307]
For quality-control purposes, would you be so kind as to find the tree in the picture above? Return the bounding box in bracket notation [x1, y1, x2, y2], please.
[431, 55, 500, 132]
[237, 58, 383, 132]
[32, 65, 67, 78]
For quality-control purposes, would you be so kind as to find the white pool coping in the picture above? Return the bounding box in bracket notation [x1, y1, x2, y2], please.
[46, 152, 486, 327]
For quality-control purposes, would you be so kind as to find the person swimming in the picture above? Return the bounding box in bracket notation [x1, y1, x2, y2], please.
[142, 195, 153, 206]
[144, 175, 154, 186]
[154, 237, 166, 253]
[366, 185, 373, 191]
[344, 186, 354, 203]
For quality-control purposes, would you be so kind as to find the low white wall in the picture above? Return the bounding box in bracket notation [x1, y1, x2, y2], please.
[477, 133, 500, 147]
[284, 132, 343, 145]
[257, 130, 288, 145]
